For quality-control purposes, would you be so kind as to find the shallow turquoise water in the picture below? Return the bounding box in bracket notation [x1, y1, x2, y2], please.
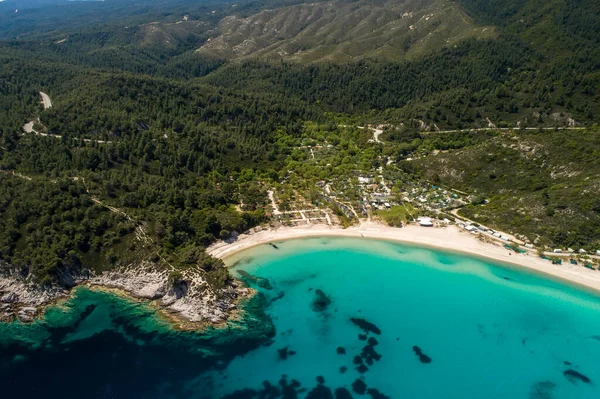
[210, 237, 600, 398]
[2, 237, 600, 399]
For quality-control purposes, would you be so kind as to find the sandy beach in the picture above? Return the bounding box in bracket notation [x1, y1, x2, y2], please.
[208, 222, 600, 295]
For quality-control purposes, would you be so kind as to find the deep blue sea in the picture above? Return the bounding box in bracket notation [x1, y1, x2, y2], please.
[2, 237, 600, 399]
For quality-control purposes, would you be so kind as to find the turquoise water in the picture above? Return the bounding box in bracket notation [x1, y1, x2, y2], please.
[2, 237, 600, 398]
[211, 237, 600, 398]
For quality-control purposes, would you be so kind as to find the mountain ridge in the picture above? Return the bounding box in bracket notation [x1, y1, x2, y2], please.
[197, 0, 496, 63]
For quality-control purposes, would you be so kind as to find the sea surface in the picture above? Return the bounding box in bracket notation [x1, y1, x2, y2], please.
[2, 237, 600, 399]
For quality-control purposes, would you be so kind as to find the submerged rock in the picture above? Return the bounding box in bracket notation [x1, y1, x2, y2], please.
[350, 318, 381, 335]
[339, 366, 348, 374]
[352, 379, 367, 395]
[366, 388, 391, 399]
[334, 387, 353, 399]
[361, 343, 382, 364]
[221, 388, 257, 399]
[356, 364, 369, 373]
[268, 291, 285, 305]
[317, 376, 326, 384]
[336, 347, 346, 355]
[260, 381, 280, 398]
[412, 346, 432, 364]
[358, 334, 367, 341]
[529, 381, 556, 399]
[268, 243, 280, 250]
[237, 270, 273, 290]
[277, 347, 296, 360]
[312, 289, 332, 312]
[564, 369, 591, 384]
[306, 384, 334, 399]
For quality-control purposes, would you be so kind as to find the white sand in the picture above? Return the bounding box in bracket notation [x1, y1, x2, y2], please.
[208, 222, 600, 294]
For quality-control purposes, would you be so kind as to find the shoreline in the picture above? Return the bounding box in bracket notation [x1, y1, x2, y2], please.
[208, 222, 600, 296]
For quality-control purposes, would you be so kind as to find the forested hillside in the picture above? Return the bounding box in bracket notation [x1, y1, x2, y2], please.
[1, 0, 599, 294]
[412, 128, 600, 250]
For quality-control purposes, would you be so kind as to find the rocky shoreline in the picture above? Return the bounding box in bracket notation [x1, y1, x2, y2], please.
[0, 261, 254, 329]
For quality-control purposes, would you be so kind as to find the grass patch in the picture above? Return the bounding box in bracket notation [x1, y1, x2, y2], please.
[375, 204, 415, 227]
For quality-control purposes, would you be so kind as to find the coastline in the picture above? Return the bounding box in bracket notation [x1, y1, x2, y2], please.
[208, 222, 600, 296]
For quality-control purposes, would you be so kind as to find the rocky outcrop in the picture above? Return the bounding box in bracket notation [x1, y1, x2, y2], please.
[89, 261, 251, 325]
[1, 259, 253, 328]
[0, 271, 70, 322]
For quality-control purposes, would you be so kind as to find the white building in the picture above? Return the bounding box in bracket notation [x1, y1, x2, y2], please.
[418, 217, 434, 227]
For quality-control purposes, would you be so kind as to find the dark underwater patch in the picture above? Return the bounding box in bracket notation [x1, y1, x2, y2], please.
[412, 346, 432, 364]
[334, 387, 353, 399]
[564, 369, 591, 384]
[356, 364, 369, 373]
[529, 381, 556, 399]
[269, 291, 285, 305]
[268, 243, 280, 250]
[361, 342, 382, 365]
[312, 289, 332, 312]
[350, 318, 381, 335]
[306, 383, 334, 399]
[352, 379, 367, 395]
[336, 347, 346, 355]
[367, 388, 391, 399]
[277, 347, 296, 360]
[237, 270, 273, 290]
[220, 388, 257, 399]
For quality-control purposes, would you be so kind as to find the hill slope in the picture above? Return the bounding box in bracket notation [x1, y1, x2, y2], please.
[197, 0, 495, 63]
[412, 129, 600, 250]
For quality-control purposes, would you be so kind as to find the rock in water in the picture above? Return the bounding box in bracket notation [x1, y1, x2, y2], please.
[350, 318, 382, 335]
[312, 289, 332, 312]
[564, 369, 591, 384]
[412, 346, 432, 364]
[268, 242, 280, 250]
[352, 379, 367, 395]
[336, 347, 346, 355]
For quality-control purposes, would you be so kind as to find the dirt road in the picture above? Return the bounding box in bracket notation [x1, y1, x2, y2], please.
[40, 91, 52, 109]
